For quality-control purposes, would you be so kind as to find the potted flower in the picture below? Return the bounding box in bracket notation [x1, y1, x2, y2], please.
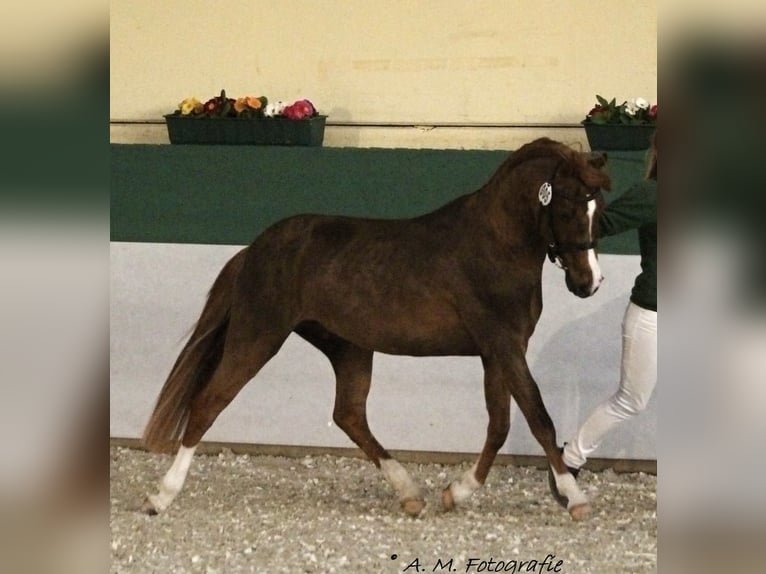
[582, 95, 657, 151]
[164, 89, 326, 146]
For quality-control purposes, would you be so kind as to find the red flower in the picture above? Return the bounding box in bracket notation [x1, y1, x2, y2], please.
[648, 104, 658, 119]
[283, 99, 316, 120]
[203, 98, 219, 114]
[588, 105, 604, 116]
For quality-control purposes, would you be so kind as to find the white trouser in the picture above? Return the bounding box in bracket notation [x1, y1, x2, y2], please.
[563, 301, 657, 469]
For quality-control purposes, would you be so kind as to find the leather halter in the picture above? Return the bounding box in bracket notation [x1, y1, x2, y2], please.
[542, 162, 602, 269]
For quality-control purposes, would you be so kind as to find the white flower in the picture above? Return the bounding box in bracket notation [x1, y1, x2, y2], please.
[625, 97, 648, 116]
[633, 97, 650, 109]
[264, 100, 286, 117]
[625, 96, 649, 116]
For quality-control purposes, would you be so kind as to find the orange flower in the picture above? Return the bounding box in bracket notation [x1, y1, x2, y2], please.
[234, 96, 263, 114]
[245, 96, 262, 110]
[234, 98, 249, 113]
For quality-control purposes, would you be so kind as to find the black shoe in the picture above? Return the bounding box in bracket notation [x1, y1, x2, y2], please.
[547, 446, 580, 509]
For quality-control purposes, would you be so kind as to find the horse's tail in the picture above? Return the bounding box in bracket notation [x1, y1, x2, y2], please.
[142, 247, 248, 453]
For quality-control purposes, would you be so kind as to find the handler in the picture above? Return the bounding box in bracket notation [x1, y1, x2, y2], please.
[550, 129, 657, 507]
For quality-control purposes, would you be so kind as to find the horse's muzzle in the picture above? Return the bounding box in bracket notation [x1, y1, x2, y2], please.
[566, 273, 603, 298]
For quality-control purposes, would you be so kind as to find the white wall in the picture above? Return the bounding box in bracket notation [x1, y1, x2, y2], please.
[110, 242, 655, 460]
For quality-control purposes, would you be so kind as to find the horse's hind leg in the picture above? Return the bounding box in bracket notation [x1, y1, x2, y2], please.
[142, 330, 288, 514]
[334, 345, 425, 516]
[297, 325, 425, 516]
[141, 443, 197, 515]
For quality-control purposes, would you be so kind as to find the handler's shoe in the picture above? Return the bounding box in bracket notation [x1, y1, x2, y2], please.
[548, 446, 580, 509]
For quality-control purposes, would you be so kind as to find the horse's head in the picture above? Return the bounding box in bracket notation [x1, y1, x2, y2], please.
[543, 149, 610, 298]
[484, 138, 612, 297]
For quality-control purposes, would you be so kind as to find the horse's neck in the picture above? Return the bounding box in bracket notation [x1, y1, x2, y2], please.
[476, 170, 549, 254]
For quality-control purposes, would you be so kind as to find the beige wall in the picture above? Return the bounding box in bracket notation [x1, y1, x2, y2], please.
[111, 0, 656, 148]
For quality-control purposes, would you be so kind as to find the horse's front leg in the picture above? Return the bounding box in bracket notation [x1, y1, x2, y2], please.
[442, 357, 511, 510]
[508, 356, 590, 520]
[441, 348, 589, 521]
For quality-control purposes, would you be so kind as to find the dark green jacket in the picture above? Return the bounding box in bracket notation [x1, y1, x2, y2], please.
[599, 179, 657, 311]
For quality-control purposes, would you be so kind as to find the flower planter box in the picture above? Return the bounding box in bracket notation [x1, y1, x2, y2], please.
[583, 123, 655, 151]
[164, 115, 327, 146]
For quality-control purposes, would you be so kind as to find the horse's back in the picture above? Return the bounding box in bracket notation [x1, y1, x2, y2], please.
[236, 212, 478, 355]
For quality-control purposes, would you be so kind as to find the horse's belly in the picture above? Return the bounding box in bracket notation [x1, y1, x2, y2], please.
[345, 326, 477, 357]
[308, 300, 477, 356]
[366, 322, 477, 357]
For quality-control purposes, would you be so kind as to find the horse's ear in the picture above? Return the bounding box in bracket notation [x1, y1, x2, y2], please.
[587, 152, 607, 169]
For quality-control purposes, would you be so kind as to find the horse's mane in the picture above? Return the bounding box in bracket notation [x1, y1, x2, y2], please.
[490, 137, 611, 191]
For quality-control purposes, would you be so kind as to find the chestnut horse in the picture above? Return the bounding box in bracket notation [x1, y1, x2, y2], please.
[141, 137, 610, 520]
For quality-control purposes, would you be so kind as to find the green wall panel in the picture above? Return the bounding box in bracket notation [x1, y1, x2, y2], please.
[111, 145, 646, 254]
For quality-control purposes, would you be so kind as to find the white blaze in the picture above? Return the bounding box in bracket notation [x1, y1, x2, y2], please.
[586, 199, 603, 294]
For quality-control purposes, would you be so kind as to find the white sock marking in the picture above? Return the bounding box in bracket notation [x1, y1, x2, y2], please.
[449, 462, 481, 504]
[380, 458, 421, 501]
[551, 466, 588, 509]
[148, 445, 197, 512]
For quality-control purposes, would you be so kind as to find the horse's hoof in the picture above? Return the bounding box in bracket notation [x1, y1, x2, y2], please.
[568, 503, 591, 521]
[401, 497, 426, 517]
[441, 487, 455, 511]
[140, 497, 159, 516]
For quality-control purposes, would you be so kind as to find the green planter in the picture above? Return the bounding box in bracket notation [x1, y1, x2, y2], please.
[583, 122, 655, 151]
[164, 115, 327, 146]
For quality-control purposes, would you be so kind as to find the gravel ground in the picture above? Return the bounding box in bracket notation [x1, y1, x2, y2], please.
[110, 446, 656, 574]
